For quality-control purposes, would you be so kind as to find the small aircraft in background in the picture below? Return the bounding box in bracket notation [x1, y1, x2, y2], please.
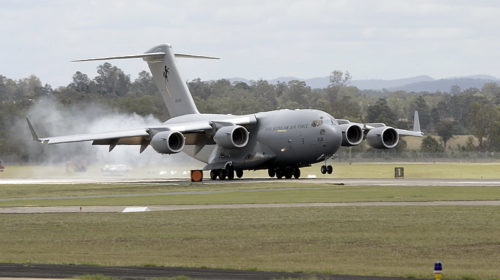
[28, 44, 422, 180]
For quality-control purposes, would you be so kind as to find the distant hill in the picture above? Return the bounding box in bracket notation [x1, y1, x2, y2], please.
[226, 75, 499, 93]
[351, 76, 434, 91]
[389, 77, 499, 92]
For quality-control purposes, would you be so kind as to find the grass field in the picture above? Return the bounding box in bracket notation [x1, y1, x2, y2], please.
[1, 207, 499, 279]
[1, 163, 500, 279]
[1, 183, 500, 207]
[2, 162, 500, 179]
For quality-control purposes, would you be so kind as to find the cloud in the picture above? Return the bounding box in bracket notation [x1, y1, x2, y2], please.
[1, 0, 500, 85]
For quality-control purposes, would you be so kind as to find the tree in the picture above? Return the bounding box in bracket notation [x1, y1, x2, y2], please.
[94, 63, 130, 96]
[450, 85, 461, 95]
[16, 75, 43, 98]
[482, 82, 500, 105]
[68, 71, 92, 93]
[466, 102, 498, 151]
[485, 108, 500, 152]
[366, 98, 397, 126]
[283, 80, 309, 108]
[130, 71, 158, 96]
[420, 136, 444, 153]
[435, 120, 457, 151]
[329, 70, 351, 87]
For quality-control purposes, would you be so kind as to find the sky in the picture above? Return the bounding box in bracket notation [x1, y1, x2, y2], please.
[1, 0, 500, 87]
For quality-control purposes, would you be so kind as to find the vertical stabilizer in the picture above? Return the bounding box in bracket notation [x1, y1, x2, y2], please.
[144, 44, 199, 118]
[413, 111, 421, 132]
[73, 44, 218, 119]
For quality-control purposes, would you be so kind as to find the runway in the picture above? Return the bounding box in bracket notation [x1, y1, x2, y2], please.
[0, 263, 426, 280]
[1, 200, 500, 214]
[1, 177, 500, 186]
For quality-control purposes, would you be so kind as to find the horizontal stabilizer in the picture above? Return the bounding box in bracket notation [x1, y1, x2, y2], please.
[72, 52, 165, 62]
[73, 53, 219, 62]
[174, 53, 220, 60]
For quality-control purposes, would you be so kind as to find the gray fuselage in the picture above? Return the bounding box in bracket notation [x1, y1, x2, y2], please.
[166, 109, 342, 170]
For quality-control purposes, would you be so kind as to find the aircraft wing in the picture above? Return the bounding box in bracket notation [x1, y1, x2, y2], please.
[27, 115, 256, 151]
[339, 111, 423, 137]
[394, 128, 423, 137]
[31, 128, 150, 145]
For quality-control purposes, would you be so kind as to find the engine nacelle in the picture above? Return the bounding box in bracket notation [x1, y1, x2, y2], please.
[366, 127, 399, 149]
[150, 131, 185, 154]
[339, 124, 363, 146]
[214, 125, 249, 149]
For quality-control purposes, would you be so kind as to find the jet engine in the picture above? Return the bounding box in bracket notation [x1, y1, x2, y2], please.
[366, 127, 399, 149]
[214, 125, 249, 149]
[339, 124, 363, 146]
[150, 131, 185, 154]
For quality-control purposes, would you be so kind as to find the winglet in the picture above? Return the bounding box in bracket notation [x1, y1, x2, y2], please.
[26, 118, 41, 142]
[413, 111, 421, 132]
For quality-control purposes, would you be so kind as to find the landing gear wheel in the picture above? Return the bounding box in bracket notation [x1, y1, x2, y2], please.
[327, 165, 333, 174]
[268, 168, 275, 178]
[219, 170, 226, 180]
[210, 170, 218, 180]
[284, 167, 293, 179]
[236, 169, 243, 178]
[293, 168, 301, 179]
[276, 169, 283, 179]
[227, 169, 235, 180]
[321, 165, 327, 174]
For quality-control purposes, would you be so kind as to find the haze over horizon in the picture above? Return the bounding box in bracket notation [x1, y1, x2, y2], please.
[1, 0, 500, 87]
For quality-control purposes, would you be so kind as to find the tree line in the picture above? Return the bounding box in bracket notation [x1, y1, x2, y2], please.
[1, 64, 499, 162]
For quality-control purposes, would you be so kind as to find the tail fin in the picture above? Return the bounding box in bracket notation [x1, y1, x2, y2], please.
[73, 44, 219, 119]
[413, 111, 421, 132]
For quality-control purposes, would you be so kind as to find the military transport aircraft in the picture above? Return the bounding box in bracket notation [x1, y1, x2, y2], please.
[27, 44, 423, 180]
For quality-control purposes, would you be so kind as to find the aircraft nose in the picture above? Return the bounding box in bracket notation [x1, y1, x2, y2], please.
[325, 125, 342, 153]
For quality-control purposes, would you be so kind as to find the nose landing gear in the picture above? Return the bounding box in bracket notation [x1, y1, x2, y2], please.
[321, 164, 333, 174]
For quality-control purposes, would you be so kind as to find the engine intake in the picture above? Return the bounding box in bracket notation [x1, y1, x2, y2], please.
[366, 127, 399, 149]
[150, 131, 185, 154]
[214, 125, 249, 149]
[339, 124, 363, 146]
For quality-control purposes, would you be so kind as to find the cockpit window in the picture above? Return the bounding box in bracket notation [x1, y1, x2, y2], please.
[311, 120, 323, 127]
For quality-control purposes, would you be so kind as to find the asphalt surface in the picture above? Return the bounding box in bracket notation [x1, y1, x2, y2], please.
[1, 177, 500, 186]
[0, 263, 427, 280]
[1, 200, 500, 214]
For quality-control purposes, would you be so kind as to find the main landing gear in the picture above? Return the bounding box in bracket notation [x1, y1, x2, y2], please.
[210, 167, 244, 180]
[320, 164, 333, 174]
[268, 167, 301, 179]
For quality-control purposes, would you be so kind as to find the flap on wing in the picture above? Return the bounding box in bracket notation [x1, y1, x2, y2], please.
[40, 129, 149, 144]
